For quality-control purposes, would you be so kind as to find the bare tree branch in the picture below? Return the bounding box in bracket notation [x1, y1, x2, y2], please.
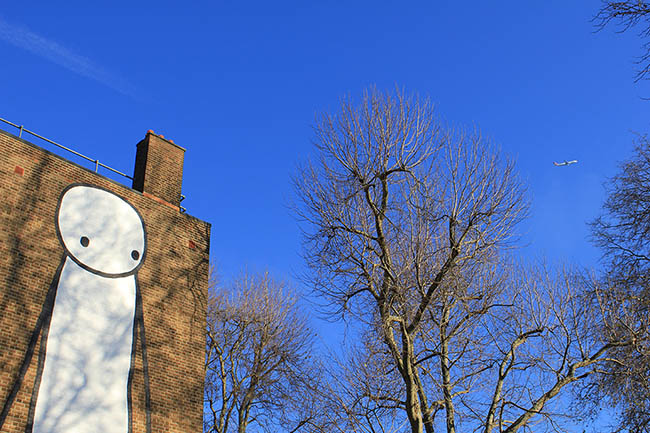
[204, 271, 322, 433]
[594, 1, 650, 82]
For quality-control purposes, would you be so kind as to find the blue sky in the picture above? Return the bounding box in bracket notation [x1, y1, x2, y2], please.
[2, 3, 648, 430]
[1, 2, 648, 317]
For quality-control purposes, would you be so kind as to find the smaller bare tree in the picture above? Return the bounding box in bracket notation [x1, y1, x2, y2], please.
[315, 332, 408, 433]
[204, 271, 320, 433]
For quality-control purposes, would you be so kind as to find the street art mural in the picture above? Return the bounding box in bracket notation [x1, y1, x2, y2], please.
[0, 184, 151, 433]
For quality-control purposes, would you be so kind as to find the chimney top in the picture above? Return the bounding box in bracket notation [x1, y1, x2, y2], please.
[144, 130, 185, 151]
[132, 132, 185, 208]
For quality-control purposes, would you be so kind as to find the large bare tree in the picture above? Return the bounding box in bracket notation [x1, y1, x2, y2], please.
[294, 88, 636, 433]
[204, 271, 321, 433]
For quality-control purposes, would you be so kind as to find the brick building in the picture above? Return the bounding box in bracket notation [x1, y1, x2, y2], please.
[0, 126, 210, 432]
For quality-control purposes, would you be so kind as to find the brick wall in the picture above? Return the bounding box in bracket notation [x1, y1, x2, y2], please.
[0, 128, 210, 433]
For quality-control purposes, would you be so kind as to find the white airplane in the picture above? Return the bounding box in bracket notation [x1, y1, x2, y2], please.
[553, 160, 578, 167]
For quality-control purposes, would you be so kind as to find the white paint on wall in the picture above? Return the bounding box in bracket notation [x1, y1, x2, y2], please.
[32, 185, 145, 433]
[32, 258, 136, 432]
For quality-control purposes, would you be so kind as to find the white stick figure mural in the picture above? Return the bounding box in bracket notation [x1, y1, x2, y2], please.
[0, 184, 151, 433]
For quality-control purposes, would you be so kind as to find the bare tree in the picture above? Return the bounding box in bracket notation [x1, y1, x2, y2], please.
[294, 88, 636, 433]
[591, 137, 650, 289]
[591, 3, 650, 428]
[315, 330, 408, 433]
[594, 1, 650, 81]
[586, 137, 650, 432]
[204, 271, 321, 433]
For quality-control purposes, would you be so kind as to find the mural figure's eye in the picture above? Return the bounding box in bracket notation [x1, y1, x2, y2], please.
[80, 236, 90, 247]
[131, 250, 140, 261]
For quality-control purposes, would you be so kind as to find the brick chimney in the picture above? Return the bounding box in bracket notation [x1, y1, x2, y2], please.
[132, 131, 185, 208]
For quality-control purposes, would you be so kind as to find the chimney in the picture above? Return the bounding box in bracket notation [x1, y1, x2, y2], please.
[132, 131, 185, 208]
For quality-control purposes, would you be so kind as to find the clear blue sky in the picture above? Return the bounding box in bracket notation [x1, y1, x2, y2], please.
[1, 2, 648, 317]
[2, 2, 648, 430]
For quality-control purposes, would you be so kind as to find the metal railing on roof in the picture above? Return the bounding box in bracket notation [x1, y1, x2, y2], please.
[0, 117, 133, 180]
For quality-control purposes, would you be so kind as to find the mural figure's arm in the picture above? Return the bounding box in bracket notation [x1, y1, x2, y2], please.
[0, 261, 63, 431]
[137, 284, 152, 433]
[128, 282, 152, 433]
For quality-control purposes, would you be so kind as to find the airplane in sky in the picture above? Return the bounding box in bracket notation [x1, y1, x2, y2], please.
[553, 160, 578, 167]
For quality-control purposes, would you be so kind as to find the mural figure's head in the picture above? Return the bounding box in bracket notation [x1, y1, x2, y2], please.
[56, 185, 146, 277]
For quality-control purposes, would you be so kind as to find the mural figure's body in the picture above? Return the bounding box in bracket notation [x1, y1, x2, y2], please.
[32, 257, 136, 432]
[27, 184, 148, 433]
